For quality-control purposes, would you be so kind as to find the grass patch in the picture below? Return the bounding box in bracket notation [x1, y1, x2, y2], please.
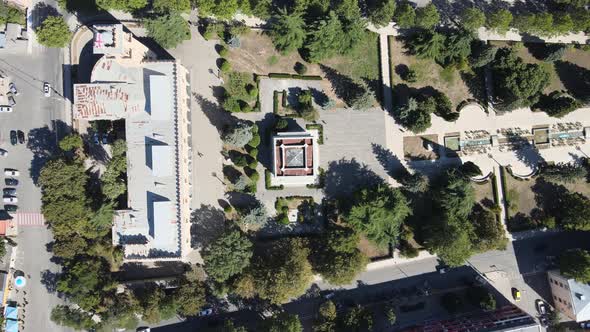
[267, 55, 279, 66]
[265, 169, 284, 190]
[305, 123, 324, 144]
[439, 66, 456, 84]
[322, 31, 380, 82]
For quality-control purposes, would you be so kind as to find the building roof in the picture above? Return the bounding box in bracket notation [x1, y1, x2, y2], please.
[549, 269, 590, 321]
[93, 24, 124, 55]
[271, 131, 320, 186]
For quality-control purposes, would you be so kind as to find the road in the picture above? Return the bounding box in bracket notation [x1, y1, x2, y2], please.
[0, 0, 71, 329]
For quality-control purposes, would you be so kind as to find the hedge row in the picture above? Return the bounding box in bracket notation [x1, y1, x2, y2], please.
[273, 91, 279, 114]
[305, 123, 324, 145]
[268, 73, 322, 80]
[265, 169, 284, 190]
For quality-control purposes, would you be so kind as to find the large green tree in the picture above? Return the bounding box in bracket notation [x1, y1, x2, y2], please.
[470, 205, 508, 252]
[393, 2, 415, 28]
[314, 301, 337, 332]
[310, 226, 368, 285]
[51, 305, 96, 330]
[486, 9, 512, 33]
[460, 8, 485, 31]
[405, 29, 445, 60]
[557, 191, 590, 231]
[174, 281, 206, 316]
[96, 0, 147, 11]
[560, 249, 590, 283]
[262, 313, 303, 332]
[368, 0, 395, 28]
[541, 162, 587, 184]
[415, 3, 439, 29]
[344, 185, 411, 248]
[145, 13, 190, 49]
[153, 0, 190, 12]
[203, 228, 253, 282]
[36, 16, 72, 48]
[306, 11, 345, 62]
[270, 9, 307, 55]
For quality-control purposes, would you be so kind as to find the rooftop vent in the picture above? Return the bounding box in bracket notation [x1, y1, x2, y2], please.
[577, 293, 586, 300]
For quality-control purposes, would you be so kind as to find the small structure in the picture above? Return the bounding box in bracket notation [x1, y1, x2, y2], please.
[548, 270, 590, 322]
[4, 304, 18, 332]
[271, 130, 320, 187]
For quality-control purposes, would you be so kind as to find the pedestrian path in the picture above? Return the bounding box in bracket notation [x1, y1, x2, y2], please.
[14, 213, 45, 226]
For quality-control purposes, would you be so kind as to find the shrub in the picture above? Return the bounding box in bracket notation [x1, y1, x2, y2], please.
[265, 170, 284, 190]
[273, 91, 279, 113]
[267, 55, 279, 65]
[248, 134, 261, 148]
[240, 103, 252, 112]
[536, 91, 580, 118]
[305, 123, 323, 144]
[247, 85, 258, 99]
[294, 62, 308, 75]
[248, 148, 258, 158]
[223, 97, 242, 113]
[224, 205, 233, 213]
[218, 45, 229, 57]
[220, 59, 231, 72]
[36, 16, 72, 48]
[277, 214, 290, 225]
[403, 69, 417, 83]
[282, 90, 288, 107]
[248, 170, 260, 182]
[234, 155, 248, 167]
[222, 123, 253, 147]
[275, 118, 289, 131]
[248, 159, 258, 169]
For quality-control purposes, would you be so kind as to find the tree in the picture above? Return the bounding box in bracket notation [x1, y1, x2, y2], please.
[351, 88, 375, 110]
[52, 236, 88, 259]
[310, 226, 368, 285]
[333, 0, 360, 19]
[437, 169, 476, 219]
[536, 91, 580, 118]
[368, 0, 396, 28]
[557, 191, 590, 231]
[460, 8, 485, 31]
[238, 202, 268, 229]
[203, 228, 253, 282]
[306, 11, 344, 62]
[153, 0, 190, 12]
[459, 161, 482, 178]
[36, 16, 72, 48]
[314, 301, 337, 332]
[341, 305, 373, 331]
[393, 2, 415, 28]
[96, 0, 147, 11]
[469, 43, 498, 68]
[270, 9, 306, 55]
[430, 224, 473, 267]
[486, 9, 512, 34]
[553, 13, 575, 35]
[145, 13, 190, 49]
[59, 134, 83, 152]
[262, 313, 303, 332]
[57, 258, 116, 312]
[223, 123, 254, 148]
[51, 305, 96, 330]
[541, 162, 587, 183]
[136, 284, 178, 324]
[249, 238, 313, 304]
[469, 287, 496, 311]
[405, 29, 445, 60]
[344, 186, 411, 248]
[560, 249, 590, 283]
[396, 97, 432, 133]
[174, 281, 206, 316]
[470, 204, 508, 252]
[437, 30, 473, 66]
[386, 306, 396, 325]
[415, 3, 439, 29]
[401, 172, 429, 193]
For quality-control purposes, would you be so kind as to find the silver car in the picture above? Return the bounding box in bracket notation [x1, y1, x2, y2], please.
[9, 82, 18, 96]
[7, 95, 15, 106]
[3, 196, 17, 203]
[0, 106, 12, 113]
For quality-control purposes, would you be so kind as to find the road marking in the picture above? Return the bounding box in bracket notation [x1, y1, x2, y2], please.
[14, 212, 45, 226]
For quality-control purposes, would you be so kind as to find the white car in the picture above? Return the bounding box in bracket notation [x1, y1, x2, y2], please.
[0, 106, 12, 113]
[4, 169, 19, 176]
[198, 308, 213, 317]
[3, 197, 17, 203]
[43, 82, 51, 97]
[0, 149, 7, 157]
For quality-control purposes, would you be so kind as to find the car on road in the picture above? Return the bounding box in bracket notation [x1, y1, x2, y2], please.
[0, 106, 12, 113]
[512, 288, 521, 301]
[4, 205, 17, 212]
[9, 130, 16, 145]
[17, 130, 24, 144]
[0, 149, 6, 157]
[581, 322, 590, 329]
[199, 308, 214, 317]
[102, 133, 109, 144]
[536, 299, 548, 315]
[43, 82, 51, 97]
[136, 327, 151, 332]
[4, 169, 19, 177]
[9, 82, 18, 96]
[7, 95, 15, 106]
[3, 188, 16, 196]
[3, 196, 17, 203]
[4, 178, 18, 186]
[93, 133, 100, 145]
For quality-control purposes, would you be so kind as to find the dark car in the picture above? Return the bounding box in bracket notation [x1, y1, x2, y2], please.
[17, 130, 24, 144]
[5, 178, 18, 186]
[2, 188, 16, 196]
[4, 205, 17, 212]
[9, 130, 16, 145]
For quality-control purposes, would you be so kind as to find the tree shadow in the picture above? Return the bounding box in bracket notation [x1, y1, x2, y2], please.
[193, 92, 239, 135]
[459, 70, 486, 106]
[554, 61, 590, 101]
[190, 204, 227, 250]
[255, 113, 278, 170]
[323, 158, 384, 200]
[509, 136, 544, 170]
[531, 177, 570, 218]
[225, 191, 259, 210]
[27, 122, 63, 185]
[30, 3, 60, 30]
[40, 269, 59, 294]
[371, 143, 409, 181]
[319, 64, 365, 107]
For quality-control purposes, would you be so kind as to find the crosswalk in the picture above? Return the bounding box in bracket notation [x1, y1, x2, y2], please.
[13, 212, 46, 226]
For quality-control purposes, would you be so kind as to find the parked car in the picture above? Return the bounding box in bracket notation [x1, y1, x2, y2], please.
[9, 82, 18, 96]
[4, 169, 19, 177]
[43, 82, 51, 97]
[199, 308, 214, 317]
[4, 205, 17, 212]
[93, 133, 100, 145]
[4, 178, 18, 186]
[136, 327, 151, 332]
[0, 106, 12, 113]
[3, 197, 17, 203]
[3, 188, 16, 196]
[512, 288, 521, 301]
[581, 322, 590, 329]
[0, 149, 7, 157]
[102, 133, 108, 144]
[536, 299, 548, 315]
[17, 130, 25, 144]
[540, 316, 549, 328]
[7, 95, 15, 106]
[9, 130, 16, 145]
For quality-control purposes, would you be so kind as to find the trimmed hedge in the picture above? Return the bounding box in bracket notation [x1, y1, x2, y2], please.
[268, 73, 323, 80]
[265, 169, 284, 190]
[305, 123, 324, 145]
[273, 91, 279, 114]
[281, 90, 287, 108]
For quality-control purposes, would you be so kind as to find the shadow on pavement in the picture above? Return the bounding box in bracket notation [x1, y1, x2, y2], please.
[323, 158, 383, 200]
[189, 204, 227, 250]
[27, 121, 65, 185]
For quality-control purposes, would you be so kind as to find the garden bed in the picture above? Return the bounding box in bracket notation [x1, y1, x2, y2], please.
[503, 170, 540, 232]
[472, 179, 495, 207]
[403, 135, 440, 160]
[389, 36, 481, 110]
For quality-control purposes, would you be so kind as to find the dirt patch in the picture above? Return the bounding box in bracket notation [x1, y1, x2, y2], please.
[358, 235, 390, 259]
[389, 37, 480, 109]
[472, 180, 494, 206]
[403, 135, 440, 160]
[562, 181, 590, 199]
